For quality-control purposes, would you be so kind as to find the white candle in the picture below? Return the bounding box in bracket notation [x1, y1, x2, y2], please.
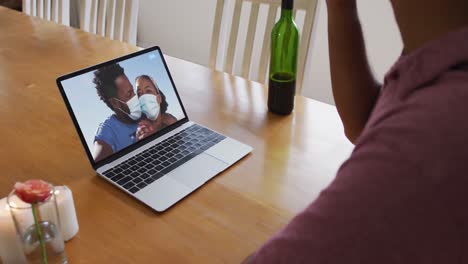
[55, 186, 79, 242]
[0, 198, 27, 264]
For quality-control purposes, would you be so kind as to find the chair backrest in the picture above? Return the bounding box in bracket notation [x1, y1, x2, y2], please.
[209, 0, 317, 94]
[79, 0, 139, 45]
[22, 0, 70, 26]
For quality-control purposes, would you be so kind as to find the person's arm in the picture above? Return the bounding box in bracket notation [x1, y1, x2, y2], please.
[327, 0, 381, 143]
[93, 140, 113, 162]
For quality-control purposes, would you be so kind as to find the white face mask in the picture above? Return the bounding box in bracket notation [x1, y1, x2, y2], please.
[139, 94, 160, 120]
[114, 95, 142, 120]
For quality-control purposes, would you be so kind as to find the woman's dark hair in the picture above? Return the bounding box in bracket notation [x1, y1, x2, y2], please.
[93, 63, 125, 109]
[135, 75, 169, 114]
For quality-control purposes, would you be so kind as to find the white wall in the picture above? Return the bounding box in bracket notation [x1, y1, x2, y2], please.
[137, 0, 403, 105]
[137, 0, 217, 66]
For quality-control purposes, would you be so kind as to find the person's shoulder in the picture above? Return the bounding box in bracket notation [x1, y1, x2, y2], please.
[101, 115, 129, 128]
[162, 113, 178, 124]
[372, 65, 468, 127]
[96, 115, 119, 134]
[99, 115, 115, 125]
[356, 66, 468, 164]
[404, 66, 468, 122]
[417, 65, 468, 99]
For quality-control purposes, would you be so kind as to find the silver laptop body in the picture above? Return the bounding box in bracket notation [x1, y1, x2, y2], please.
[57, 47, 252, 212]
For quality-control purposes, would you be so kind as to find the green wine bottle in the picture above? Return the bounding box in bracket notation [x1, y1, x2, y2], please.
[268, 0, 299, 115]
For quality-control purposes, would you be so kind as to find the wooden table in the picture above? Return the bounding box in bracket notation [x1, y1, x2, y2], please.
[0, 7, 353, 263]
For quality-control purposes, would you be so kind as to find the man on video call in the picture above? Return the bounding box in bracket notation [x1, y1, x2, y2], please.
[245, 0, 468, 263]
[92, 63, 141, 162]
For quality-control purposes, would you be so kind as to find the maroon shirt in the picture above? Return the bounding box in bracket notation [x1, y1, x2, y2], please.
[251, 26, 468, 263]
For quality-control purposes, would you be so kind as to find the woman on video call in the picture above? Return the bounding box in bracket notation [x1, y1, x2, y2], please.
[135, 75, 177, 140]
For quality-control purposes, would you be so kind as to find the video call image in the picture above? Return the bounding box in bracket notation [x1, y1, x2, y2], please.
[61, 51, 185, 162]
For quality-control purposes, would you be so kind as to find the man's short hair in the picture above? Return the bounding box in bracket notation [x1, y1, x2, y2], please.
[93, 63, 125, 109]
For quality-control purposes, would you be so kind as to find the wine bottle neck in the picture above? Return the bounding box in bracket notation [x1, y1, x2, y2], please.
[281, 0, 294, 19]
[281, 0, 293, 10]
[280, 9, 293, 20]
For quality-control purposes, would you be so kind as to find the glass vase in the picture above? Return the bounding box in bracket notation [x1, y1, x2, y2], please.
[7, 187, 68, 264]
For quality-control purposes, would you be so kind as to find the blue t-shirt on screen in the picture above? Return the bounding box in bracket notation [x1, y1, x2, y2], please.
[94, 115, 139, 153]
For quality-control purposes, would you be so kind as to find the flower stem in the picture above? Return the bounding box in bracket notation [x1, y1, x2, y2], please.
[32, 204, 48, 264]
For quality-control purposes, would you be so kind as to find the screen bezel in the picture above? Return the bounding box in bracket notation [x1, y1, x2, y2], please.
[56, 46, 189, 169]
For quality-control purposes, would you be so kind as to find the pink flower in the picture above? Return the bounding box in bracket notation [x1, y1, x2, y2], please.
[14, 179, 53, 204]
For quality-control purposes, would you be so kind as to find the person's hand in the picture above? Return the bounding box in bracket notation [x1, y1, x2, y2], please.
[136, 119, 156, 141]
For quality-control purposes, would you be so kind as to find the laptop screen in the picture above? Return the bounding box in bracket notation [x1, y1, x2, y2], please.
[58, 48, 187, 165]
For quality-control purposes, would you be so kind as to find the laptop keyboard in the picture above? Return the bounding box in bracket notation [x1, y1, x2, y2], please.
[102, 124, 226, 194]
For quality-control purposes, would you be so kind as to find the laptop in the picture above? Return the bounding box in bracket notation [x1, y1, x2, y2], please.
[56, 46, 252, 212]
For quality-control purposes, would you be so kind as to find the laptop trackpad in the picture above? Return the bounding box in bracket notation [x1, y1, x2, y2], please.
[134, 175, 192, 212]
[168, 153, 228, 189]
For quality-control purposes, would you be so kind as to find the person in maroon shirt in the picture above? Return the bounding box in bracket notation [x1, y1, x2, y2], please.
[245, 0, 468, 263]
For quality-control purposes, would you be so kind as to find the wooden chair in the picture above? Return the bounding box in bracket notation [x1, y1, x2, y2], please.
[22, 0, 70, 26]
[209, 0, 317, 94]
[79, 0, 139, 45]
